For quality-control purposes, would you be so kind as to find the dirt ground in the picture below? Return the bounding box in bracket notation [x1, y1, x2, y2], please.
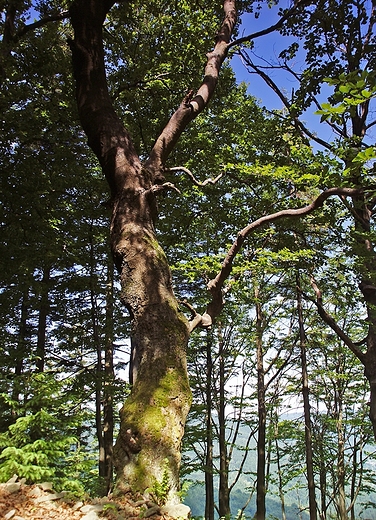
[0, 477, 186, 520]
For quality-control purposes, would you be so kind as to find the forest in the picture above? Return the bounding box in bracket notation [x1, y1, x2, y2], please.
[1, 0, 376, 519]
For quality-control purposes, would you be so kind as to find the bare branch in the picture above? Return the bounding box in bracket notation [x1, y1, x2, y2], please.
[307, 276, 366, 363]
[203, 187, 365, 325]
[282, 60, 348, 138]
[150, 182, 181, 195]
[13, 11, 70, 41]
[179, 300, 211, 332]
[167, 166, 225, 187]
[239, 51, 335, 150]
[228, 0, 309, 49]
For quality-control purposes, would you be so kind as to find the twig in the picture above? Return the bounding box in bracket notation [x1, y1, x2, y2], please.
[228, 0, 310, 49]
[151, 182, 181, 195]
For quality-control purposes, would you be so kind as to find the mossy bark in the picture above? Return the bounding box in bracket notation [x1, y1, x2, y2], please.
[111, 193, 192, 500]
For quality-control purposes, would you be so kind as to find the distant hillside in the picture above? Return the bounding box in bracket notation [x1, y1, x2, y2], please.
[184, 481, 310, 520]
[182, 419, 376, 519]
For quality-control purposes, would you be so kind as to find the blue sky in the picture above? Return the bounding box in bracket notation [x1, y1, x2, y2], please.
[228, 2, 376, 151]
[229, 4, 336, 149]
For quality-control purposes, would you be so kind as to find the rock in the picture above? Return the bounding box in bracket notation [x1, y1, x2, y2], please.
[29, 486, 43, 498]
[4, 509, 16, 519]
[39, 482, 54, 491]
[6, 475, 18, 484]
[80, 504, 104, 513]
[3, 483, 21, 494]
[72, 501, 84, 510]
[34, 492, 66, 502]
[160, 503, 191, 519]
[81, 513, 101, 520]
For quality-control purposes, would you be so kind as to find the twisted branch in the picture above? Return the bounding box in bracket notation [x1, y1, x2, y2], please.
[189, 187, 365, 330]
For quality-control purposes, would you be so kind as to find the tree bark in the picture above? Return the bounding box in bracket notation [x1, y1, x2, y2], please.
[346, 141, 376, 440]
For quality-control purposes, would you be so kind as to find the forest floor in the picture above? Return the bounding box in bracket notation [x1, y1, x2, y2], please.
[0, 476, 185, 520]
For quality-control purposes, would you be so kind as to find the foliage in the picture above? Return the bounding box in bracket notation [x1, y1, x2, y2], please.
[1, 0, 376, 514]
[0, 372, 97, 494]
[145, 460, 171, 506]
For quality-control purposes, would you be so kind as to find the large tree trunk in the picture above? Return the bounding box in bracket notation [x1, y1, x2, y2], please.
[348, 178, 376, 439]
[68, 0, 191, 500]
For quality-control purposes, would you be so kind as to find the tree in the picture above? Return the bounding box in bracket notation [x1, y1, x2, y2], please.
[60, 0, 243, 500]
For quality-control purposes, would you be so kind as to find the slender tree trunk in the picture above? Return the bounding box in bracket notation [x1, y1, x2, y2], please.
[68, 2, 191, 498]
[11, 288, 29, 418]
[36, 266, 50, 373]
[334, 352, 347, 520]
[104, 255, 115, 494]
[274, 418, 286, 520]
[254, 288, 266, 520]
[348, 425, 365, 520]
[88, 227, 105, 483]
[349, 435, 357, 520]
[218, 326, 230, 519]
[317, 425, 327, 520]
[205, 331, 215, 520]
[296, 274, 317, 520]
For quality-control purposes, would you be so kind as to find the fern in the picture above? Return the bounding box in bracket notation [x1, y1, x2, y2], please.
[146, 460, 171, 506]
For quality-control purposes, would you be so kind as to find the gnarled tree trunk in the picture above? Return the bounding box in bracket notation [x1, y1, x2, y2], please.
[68, 0, 191, 500]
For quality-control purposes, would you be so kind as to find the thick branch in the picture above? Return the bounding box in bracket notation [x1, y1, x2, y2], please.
[201, 187, 364, 326]
[143, 0, 237, 180]
[68, 0, 142, 197]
